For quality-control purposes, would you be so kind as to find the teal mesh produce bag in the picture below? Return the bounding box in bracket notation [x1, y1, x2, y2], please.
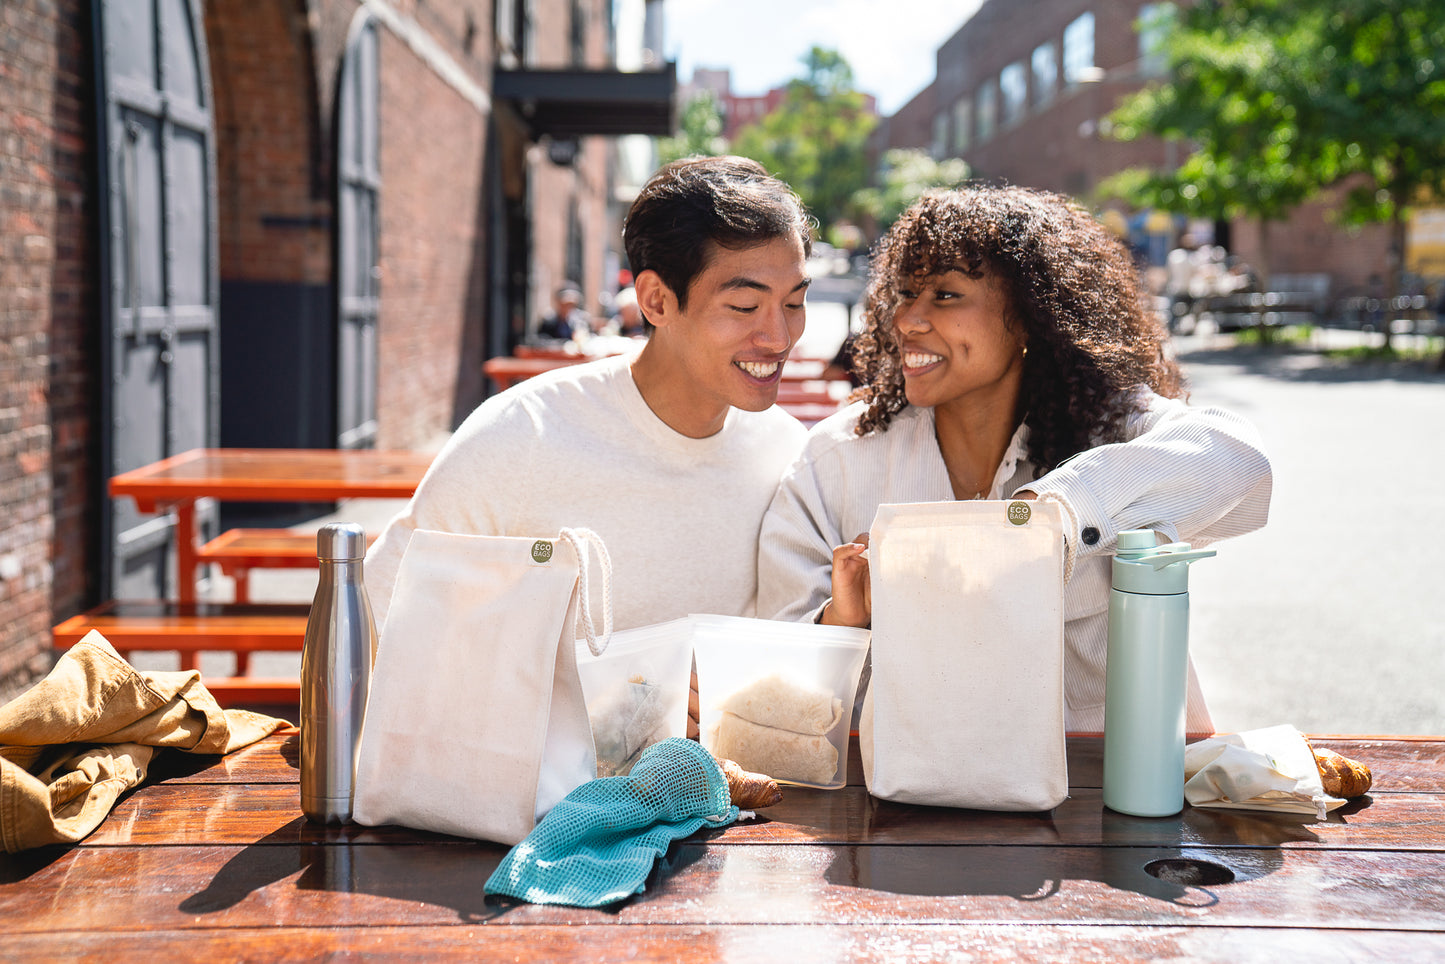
[484, 738, 739, 907]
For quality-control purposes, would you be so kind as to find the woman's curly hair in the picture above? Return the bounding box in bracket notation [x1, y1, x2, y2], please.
[850, 185, 1185, 474]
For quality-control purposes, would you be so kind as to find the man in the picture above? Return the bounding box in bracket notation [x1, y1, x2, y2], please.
[534, 283, 590, 342]
[365, 156, 815, 632]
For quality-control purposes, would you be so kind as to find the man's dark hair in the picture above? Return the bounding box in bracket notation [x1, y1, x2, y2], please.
[622, 156, 814, 311]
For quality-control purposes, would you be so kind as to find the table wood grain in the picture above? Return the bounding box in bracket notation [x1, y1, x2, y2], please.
[2, 733, 1442, 962]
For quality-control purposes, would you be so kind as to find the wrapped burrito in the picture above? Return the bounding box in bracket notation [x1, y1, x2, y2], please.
[719, 674, 843, 736]
[711, 712, 838, 786]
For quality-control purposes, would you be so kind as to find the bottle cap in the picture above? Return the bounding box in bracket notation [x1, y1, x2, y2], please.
[317, 523, 368, 561]
[1111, 529, 1216, 595]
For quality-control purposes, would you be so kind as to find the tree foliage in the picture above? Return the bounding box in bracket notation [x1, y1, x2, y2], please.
[657, 89, 727, 165]
[851, 149, 971, 237]
[1103, 0, 1445, 353]
[730, 47, 878, 232]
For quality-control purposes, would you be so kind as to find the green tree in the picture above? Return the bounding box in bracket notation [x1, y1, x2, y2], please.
[658, 89, 727, 165]
[730, 47, 877, 233]
[851, 149, 971, 239]
[1103, 0, 1445, 356]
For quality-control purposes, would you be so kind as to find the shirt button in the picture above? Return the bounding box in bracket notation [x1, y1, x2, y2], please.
[1081, 527, 1100, 546]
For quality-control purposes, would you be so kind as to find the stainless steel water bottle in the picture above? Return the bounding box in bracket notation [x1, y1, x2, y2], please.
[300, 523, 376, 823]
[1102, 530, 1215, 817]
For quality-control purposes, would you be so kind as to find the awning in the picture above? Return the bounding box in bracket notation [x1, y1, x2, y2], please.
[493, 63, 677, 138]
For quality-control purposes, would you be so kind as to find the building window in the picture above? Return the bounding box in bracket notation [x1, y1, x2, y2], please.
[976, 77, 997, 142]
[1063, 11, 1096, 86]
[1000, 61, 1026, 126]
[952, 97, 971, 153]
[571, 0, 586, 65]
[1032, 42, 1057, 107]
[1139, 3, 1175, 77]
[931, 112, 949, 159]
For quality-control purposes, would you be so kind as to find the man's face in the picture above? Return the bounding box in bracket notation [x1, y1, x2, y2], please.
[665, 235, 810, 414]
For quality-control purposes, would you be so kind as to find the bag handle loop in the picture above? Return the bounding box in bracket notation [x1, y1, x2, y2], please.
[559, 527, 613, 656]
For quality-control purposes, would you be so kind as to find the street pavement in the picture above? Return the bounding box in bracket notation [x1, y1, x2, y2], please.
[1169, 330, 1445, 736]
[219, 309, 1445, 736]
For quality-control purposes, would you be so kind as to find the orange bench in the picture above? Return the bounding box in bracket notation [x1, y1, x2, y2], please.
[195, 528, 376, 603]
[53, 599, 310, 707]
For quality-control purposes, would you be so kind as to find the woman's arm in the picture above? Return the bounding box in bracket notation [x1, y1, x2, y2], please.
[1018, 394, 1272, 577]
[756, 453, 845, 623]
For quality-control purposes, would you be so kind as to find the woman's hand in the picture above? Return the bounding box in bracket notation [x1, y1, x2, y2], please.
[821, 534, 871, 628]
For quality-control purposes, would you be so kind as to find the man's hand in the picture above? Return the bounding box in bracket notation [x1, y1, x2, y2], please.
[821, 534, 871, 628]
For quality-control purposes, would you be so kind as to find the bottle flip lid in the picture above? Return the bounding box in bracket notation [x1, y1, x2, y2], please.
[1111, 529, 1215, 594]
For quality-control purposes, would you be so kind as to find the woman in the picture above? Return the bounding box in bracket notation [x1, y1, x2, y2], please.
[757, 186, 1272, 733]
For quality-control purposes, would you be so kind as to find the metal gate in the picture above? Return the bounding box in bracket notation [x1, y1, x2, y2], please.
[336, 12, 380, 450]
[95, 0, 219, 598]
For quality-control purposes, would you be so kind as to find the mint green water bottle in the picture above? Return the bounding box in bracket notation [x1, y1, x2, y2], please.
[1103, 531, 1215, 817]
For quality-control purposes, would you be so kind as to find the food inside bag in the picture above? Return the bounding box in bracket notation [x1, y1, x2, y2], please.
[591, 673, 671, 777]
[575, 618, 693, 778]
[691, 615, 870, 790]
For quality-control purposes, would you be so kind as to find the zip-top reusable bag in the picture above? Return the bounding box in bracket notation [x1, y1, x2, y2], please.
[353, 527, 612, 845]
[860, 500, 1068, 811]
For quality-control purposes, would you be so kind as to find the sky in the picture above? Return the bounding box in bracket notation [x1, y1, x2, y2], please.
[663, 0, 985, 116]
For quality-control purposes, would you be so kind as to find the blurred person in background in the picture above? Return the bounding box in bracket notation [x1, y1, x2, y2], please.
[611, 286, 649, 338]
[535, 283, 591, 342]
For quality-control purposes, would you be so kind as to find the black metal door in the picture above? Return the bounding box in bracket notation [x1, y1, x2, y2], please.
[95, 0, 218, 598]
[336, 13, 380, 449]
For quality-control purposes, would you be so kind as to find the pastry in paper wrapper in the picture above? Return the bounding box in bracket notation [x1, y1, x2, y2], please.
[1183, 724, 1347, 821]
[719, 674, 843, 736]
[711, 712, 838, 786]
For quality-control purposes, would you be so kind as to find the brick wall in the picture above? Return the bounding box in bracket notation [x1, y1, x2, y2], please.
[207, 0, 331, 286]
[373, 16, 492, 447]
[0, 0, 97, 702]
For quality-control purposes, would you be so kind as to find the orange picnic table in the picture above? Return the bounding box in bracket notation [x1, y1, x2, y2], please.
[109, 448, 434, 605]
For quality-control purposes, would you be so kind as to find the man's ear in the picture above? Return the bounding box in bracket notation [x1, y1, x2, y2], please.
[634, 269, 676, 329]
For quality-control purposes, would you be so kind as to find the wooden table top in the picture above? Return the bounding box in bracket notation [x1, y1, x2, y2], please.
[2, 733, 1442, 960]
[108, 448, 434, 511]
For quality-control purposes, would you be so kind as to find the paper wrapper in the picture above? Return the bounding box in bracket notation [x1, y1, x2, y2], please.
[1183, 724, 1347, 821]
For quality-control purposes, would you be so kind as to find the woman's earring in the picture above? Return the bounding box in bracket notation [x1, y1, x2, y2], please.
[1021, 344, 1029, 359]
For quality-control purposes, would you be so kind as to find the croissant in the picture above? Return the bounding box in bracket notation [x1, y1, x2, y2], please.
[1313, 747, 1373, 798]
[720, 757, 783, 809]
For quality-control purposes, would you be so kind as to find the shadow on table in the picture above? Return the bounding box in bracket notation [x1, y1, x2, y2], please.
[823, 802, 1324, 906]
[178, 821, 512, 922]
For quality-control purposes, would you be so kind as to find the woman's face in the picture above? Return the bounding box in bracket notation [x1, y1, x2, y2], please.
[889, 269, 1027, 416]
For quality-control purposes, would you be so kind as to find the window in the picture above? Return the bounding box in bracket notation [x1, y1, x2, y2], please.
[952, 97, 971, 153]
[1138, 3, 1176, 77]
[1063, 11, 1096, 86]
[1000, 61, 1027, 126]
[1032, 42, 1057, 107]
[976, 78, 997, 142]
[931, 113, 949, 159]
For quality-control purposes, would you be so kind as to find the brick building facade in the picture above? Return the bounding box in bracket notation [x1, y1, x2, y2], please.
[872, 0, 1391, 295]
[0, 0, 671, 700]
[1, 0, 97, 695]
